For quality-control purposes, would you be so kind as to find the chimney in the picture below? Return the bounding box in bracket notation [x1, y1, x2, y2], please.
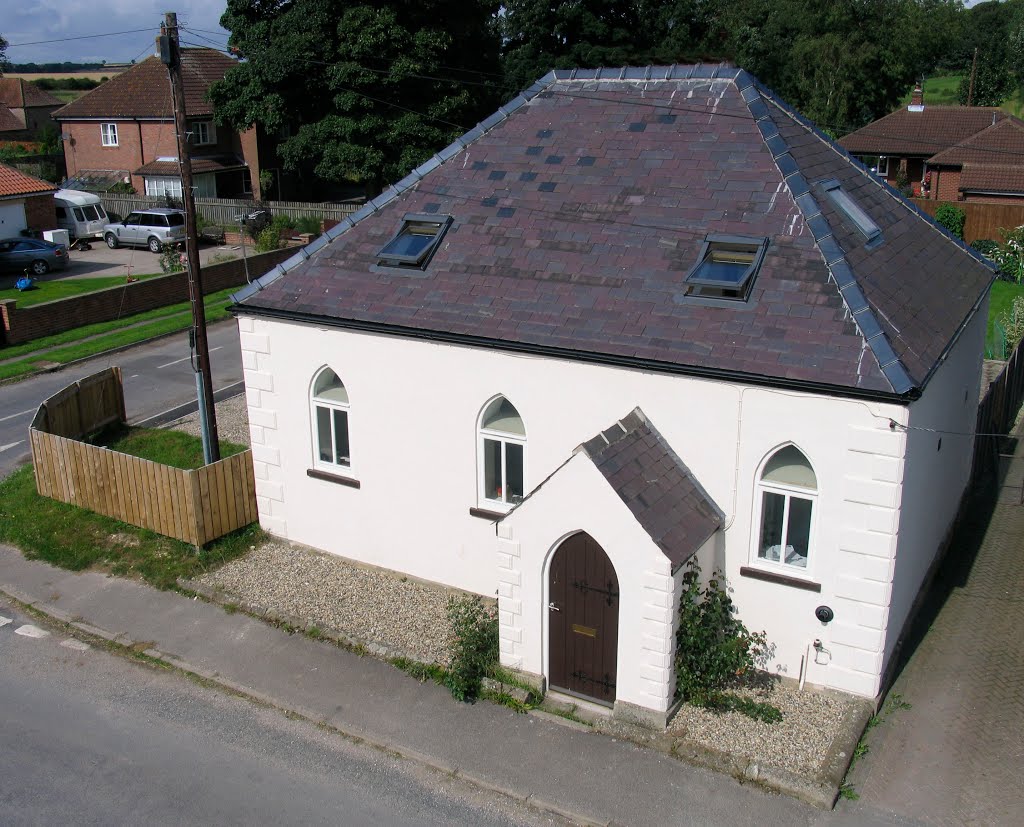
[908, 82, 924, 112]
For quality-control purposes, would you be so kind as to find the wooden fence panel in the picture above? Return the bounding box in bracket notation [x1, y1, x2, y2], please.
[29, 369, 257, 546]
[913, 198, 1024, 243]
[973, 332, 1024, 482]
[100, 194, 359, 229]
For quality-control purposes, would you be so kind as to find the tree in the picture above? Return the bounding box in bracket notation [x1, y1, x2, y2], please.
[954, 0, 1022, 106]
[212, 0, 503, 195]
[500, 1, 665, 96]
[0, 33, 9, 76]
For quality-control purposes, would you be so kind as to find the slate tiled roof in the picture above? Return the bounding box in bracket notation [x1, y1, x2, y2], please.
[839, 106, 1010, 157]
[578, 409, 721, 566]
[0, 163, 56, 198]
[135, 155, 246, 176]
[54, 49, 236, 120]
[0, 78, 63, 109]
[235, 66, 994, 399]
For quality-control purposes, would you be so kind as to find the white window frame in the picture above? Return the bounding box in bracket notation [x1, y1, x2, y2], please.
[477, 397, 526, 512]
[751, 445, 817, 576]
[310, 367, 352, 474]
[875, 156, 889, 177]
[101, 123, 118, 147]
[144, 177, 184, 198]
[193, 120, 216, 146]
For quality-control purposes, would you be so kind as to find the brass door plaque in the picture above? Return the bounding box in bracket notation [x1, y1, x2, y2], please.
[572, 624, 597, 638]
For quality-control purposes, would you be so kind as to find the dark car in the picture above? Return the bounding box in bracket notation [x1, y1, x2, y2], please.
[0, 237, 69, 275]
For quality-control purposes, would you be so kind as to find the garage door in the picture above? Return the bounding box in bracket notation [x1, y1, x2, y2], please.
[0, 201, 27, 236]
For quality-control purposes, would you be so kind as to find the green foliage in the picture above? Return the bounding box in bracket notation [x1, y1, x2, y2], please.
[213, 0, 503, 193]
[108, 181, 135, 195]
[445, 594, 498, 701]
[37, 126, 61, 155]
[254, 226, 284, 252]
[295, 215, 322, 236]
[94, 425, 247, 470]
[972, 239, 1000, 258]
[158, 242, 185, 273]
[954, 0, 1021, 106]
[0, 143, 29, 164]
[999, 295, 1024, 353]
[991, 226, 1024, 284]
[675, 559, 780, 723]
[934, 204, 966, 240]
[270, 214, 296, 235]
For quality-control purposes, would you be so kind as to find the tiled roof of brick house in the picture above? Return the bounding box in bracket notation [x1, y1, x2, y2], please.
[839, 105, 1012, 157]
[579, 409, 722, 566]
[54, 49, 237, 120]
[0, 105, 24, 132]
[0, 163, 56, 198]
[234, 66, 994, 400]
[0, 78, 63, 109]
[135, 155, 247, 176]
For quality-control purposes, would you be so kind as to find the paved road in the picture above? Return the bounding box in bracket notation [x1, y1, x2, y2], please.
[0, 320, 243, 477]
[0, 597, 556, 827]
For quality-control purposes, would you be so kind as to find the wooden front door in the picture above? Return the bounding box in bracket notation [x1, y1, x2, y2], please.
[548, 532, 619, 706]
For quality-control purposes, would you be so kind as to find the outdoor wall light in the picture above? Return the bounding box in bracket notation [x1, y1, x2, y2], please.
[815, 605, 834, 624]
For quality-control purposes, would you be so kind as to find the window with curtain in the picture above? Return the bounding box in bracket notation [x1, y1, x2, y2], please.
[756, 445, 816, 570]
[479, 397, 525, 509]
[311, 368, 351, 471]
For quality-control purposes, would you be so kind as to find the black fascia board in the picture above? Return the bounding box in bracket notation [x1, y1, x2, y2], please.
[228, 303, 920, 405]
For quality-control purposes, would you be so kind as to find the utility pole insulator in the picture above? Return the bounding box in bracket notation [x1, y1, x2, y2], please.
[165, 10, 220, 464]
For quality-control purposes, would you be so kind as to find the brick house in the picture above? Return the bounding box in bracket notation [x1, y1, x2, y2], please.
[232, 66, 993, 724]
[0, 78, 63, 143]
[840, 84, 1024, 203]
[53, 48, 288, 200]
[0, 163, 57, 236]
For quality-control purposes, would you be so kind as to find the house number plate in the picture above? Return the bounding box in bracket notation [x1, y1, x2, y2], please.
[572, 624, 597, 638]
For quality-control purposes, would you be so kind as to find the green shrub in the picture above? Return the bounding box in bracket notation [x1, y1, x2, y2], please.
[295, 215, 322, 236]
[1000, 295, 1024, 352]
[254, 226, 284, 253]
[934, 204, 966, 239]
[445, 594, 498, 701]
[158, 242, 185, 273]
[675, 559, 780, 723]
[269, 214, 296, 236]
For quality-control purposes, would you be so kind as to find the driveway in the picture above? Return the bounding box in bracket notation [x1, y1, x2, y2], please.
[42, 239, 244, 280]
[839, 425, 1024, 825]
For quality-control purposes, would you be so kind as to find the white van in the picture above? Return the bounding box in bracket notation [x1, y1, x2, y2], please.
[54, 189, 109, 241]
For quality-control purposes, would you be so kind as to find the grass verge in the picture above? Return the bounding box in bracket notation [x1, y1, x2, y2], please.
[0, 273, 161, 307]
[0, 285, 241, 382]
[988, 280, 1024, 344]
[0, 428, 258, 590]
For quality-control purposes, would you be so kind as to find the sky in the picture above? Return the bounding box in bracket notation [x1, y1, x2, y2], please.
[3, 2, 231, 65]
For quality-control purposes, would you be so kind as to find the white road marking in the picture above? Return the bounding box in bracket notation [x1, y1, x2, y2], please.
[0, 615, 12, 627]
[157, 346, 222, 369]
[0, 408, 34, 424]
[14, 624, 49, 638]
[0, 441, 23, 454]
[130, 374, 139, 379]
[61, 639, 90, 652]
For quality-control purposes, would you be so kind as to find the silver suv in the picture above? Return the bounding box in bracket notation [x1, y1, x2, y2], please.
[103, 208, 186, 253]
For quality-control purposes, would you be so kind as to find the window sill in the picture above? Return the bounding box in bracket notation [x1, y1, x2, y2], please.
[307, 468, 361, 489]
[469, 506, 507, 521]
[739, 566, 821, 592]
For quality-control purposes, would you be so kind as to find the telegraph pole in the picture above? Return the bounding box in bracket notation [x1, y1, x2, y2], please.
[967, 47, 978, 107]
[161, 11, 220, 463]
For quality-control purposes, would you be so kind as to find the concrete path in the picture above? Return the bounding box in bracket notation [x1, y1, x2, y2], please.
[0, 542, 829, 827]
[840, 427, 1024, 825]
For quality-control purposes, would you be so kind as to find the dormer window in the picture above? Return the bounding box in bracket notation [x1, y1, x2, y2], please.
[377, 214, 452, 269]
[821, 178, 882, 246]
[684, 234, 768, 301]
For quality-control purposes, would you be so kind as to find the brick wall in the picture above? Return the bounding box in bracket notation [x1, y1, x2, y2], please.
[24, 193, 56, 231]
[934, 167, 962, 202]
[0, 246, 296, 346]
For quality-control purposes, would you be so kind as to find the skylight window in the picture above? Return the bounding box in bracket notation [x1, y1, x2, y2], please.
[684, 234, 768, 301]
[377, 213, 452, 268]
[821, 179, 882, 246]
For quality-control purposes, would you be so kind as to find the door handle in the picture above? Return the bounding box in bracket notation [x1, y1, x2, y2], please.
[548, 602, 560, 612]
